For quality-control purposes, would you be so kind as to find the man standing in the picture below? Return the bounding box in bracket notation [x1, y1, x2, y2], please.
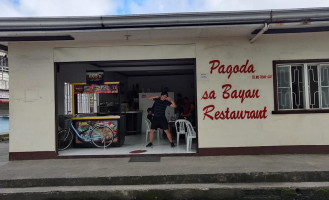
[146, 92, 176, 147]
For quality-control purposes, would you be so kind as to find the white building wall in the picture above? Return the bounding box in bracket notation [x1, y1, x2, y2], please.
[196, 32, 329, 148]
[9, 41, 196, 153]
[9, 43, 56, 152]
[8, 31, 329, 153]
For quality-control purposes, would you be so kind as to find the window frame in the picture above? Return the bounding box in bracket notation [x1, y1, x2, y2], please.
[273, 59, 329, 114]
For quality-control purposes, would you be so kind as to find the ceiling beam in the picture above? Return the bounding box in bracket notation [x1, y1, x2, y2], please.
[99, 65, 194, 72]
[0, 35, 74, 42]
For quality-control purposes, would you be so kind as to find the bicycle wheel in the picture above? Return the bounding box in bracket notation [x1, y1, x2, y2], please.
[91, 125, 114, 148]
[58, 129, 73, 151]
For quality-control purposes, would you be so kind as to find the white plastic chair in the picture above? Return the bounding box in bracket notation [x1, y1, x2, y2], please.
[174, 119, 188, 146]
[145, 119, 161, 144]
[185, 121, 196, 152]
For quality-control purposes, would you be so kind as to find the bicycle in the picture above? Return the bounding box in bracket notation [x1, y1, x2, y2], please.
[58, 117, 114, 151]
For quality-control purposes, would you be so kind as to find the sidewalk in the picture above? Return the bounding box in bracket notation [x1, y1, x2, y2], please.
[2, 153, 329, 187]
[0, 141, 8, 168]
[2, 153, 329, 180]
[2, 141, 329, 199]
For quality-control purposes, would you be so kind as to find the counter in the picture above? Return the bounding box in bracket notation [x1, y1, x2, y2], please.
[72, 115, 120, 120]
[72, 114, 126, 147]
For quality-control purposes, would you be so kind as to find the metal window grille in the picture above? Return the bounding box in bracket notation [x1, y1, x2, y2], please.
[0, 56, 9, 90]
[277, 63, 329, 110]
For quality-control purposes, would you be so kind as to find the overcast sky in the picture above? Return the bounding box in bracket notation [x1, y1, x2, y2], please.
[1, 0, 329, 17]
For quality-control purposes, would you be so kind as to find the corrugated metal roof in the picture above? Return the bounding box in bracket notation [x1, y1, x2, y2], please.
[0, 7, 328, 32]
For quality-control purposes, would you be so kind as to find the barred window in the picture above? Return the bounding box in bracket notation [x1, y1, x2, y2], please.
[275, 62, 329, 111]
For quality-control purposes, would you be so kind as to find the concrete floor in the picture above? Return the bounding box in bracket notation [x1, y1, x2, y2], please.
[59, 133, 196, 156]
[2, 140, 329, 180]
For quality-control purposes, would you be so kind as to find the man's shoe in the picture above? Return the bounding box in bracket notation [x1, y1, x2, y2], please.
[171, 142, 175, 148]
[146, 142, 153, 147]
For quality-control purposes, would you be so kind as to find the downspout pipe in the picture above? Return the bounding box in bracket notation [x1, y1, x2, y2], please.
[250, 23, 270, 43]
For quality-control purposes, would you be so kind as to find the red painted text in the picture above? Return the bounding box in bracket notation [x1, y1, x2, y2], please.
[222, 84, 260, 103]
[203, 105, 268, 120]
[209, 59, 256, 79]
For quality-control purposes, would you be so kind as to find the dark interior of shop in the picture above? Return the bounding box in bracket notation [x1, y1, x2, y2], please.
[56, 58, 197, 156]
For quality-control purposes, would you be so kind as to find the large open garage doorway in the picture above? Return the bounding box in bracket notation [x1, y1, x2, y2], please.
[55, 58, 197, 157]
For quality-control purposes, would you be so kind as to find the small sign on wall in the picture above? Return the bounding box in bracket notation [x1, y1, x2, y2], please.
[86, 70, 104, 85]
[198, 72, 209, 81]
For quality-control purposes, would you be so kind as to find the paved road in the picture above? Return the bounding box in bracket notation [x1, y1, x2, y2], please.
[0, 141, 8, 167]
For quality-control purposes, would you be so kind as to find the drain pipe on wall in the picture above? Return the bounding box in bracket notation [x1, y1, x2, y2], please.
[250, 23, 270, 43]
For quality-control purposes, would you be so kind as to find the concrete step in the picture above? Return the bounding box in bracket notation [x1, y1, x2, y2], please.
[1, 171, 329, 188]
[1, 182, 329, 200]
